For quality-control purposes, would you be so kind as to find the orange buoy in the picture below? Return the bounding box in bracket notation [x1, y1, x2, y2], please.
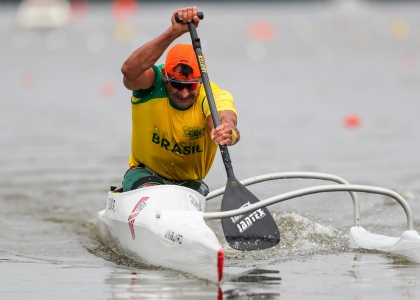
[344, 114, 361, 128]
[402, 50, 417, 68]
[247, 21, 277, 41]
[111, 0, 137, 21]
[101, 83, 117, 99]
[21, 73, 36, 89]
[70, 0, 87, 22]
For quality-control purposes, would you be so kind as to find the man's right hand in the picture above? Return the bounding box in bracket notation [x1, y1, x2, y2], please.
[171, 6, 200, 36]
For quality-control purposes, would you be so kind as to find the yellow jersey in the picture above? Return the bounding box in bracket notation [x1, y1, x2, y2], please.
[128, 64, 237, 181]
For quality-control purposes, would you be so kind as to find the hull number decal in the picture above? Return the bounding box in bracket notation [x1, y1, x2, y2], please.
[165, 230, 183, 244]
[107, 197, 116, 212]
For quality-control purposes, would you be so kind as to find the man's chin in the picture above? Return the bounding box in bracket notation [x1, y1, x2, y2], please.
[173, 98, 193, 109]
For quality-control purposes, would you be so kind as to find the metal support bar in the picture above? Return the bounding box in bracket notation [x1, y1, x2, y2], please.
[204, 184, 414, 231]
[206, 172, 360, 226]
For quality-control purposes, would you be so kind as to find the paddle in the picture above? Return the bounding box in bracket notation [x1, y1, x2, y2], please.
[176, 12, 280, 250]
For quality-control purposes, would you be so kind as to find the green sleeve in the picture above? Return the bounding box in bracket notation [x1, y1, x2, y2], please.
[132, 65, 162, 98]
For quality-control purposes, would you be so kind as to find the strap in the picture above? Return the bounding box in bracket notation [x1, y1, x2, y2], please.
[131, 175, 165, 190]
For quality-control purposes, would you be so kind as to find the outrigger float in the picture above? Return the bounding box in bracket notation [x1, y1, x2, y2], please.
[98, 171, 420, 282]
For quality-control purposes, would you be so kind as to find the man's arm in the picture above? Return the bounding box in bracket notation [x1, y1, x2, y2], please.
[121, 7, 200, 91]
[206, 111, 240, 146]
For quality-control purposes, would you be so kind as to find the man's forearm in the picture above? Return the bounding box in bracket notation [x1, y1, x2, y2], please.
[121, 27, 180, 80]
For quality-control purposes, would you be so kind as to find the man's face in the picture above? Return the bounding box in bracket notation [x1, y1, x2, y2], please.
[163, 66, 202, 110]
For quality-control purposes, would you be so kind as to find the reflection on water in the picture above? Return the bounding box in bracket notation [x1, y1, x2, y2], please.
[349, 253, 420, 300]
[223, 269, 281, 300]
[227, 268, 281, 283]
[102, 268, 282, 300]
[104, 268, 221, 300]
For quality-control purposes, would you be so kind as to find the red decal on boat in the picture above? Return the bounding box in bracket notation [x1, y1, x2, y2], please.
[127, 197, 149, 240]
[189, 195, 201, 211]
[217, 248, 224, 282]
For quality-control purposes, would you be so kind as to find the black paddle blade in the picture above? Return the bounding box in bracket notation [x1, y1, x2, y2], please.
[221, 179, 280, 251]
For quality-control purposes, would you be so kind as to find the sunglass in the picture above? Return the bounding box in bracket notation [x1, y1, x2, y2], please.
[165, 75, 202, 91]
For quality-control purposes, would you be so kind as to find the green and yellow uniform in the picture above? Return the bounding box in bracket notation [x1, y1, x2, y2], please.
[126, 64, 236, 185]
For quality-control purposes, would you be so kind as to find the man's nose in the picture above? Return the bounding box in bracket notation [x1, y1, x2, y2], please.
[178, 87, 190, 96]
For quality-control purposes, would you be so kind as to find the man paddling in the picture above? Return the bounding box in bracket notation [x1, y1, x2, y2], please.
[120, 6, 240, 196]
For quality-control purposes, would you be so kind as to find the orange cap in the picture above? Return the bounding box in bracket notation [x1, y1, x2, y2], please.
[164, 44, 202, 79]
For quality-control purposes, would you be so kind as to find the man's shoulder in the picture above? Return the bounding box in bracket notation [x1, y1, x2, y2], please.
[132, 65, 166, 102]
[198, 81, 232, 99]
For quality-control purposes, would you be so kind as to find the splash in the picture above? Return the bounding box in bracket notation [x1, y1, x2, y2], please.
[223, 212, 349, 267]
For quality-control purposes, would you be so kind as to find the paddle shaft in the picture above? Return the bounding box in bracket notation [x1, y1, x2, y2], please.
[176, 13, 281, 251]
[185, 18, 235, 180]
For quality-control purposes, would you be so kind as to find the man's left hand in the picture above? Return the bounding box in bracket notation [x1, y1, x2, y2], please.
[211, 123, 237, 146]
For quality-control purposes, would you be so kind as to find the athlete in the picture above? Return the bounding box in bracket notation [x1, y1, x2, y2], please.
[120, 6, 240, 196]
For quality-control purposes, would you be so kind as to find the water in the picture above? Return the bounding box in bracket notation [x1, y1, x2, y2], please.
[1, 0, 420, 299]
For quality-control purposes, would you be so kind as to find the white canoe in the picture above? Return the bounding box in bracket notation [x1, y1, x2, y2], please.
[98, 171, 420, 282]
[98, 185, 224, 282]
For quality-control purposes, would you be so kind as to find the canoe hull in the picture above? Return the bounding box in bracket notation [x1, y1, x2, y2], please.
[98, 185, 224, 282]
